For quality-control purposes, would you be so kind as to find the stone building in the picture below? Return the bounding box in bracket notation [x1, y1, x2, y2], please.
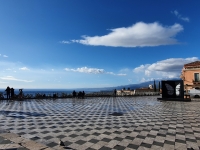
[180, 61, 200, 91]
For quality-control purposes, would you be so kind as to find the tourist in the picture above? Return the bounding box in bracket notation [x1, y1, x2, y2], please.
[114, 89, 117, 97]
[5, 86, 11, 100]
[19, 89, 23, 100]
[72, 90, 76, 98]
[82, 91, 85, 99]
[10, 87, 15, 99]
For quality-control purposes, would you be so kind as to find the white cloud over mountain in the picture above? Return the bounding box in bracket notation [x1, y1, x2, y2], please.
[65, 22, 183, 47]
[133, 57, 199, 81]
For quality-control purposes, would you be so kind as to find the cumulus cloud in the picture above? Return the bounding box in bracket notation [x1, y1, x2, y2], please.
[19, 67, 29, 70]
[3, 55, 8, 58]
[1, 76, 34, 82]
[171, 10, 190, 22]
[65, 67, 105, 74]
[133, 57, 199, 79]
[70, 22, 183, 47]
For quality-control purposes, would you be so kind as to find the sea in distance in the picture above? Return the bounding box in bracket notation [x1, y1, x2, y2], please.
[0, 88, 100, 97]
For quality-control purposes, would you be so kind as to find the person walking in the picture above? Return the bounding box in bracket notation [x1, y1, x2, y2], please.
[5, 86, 11, 100]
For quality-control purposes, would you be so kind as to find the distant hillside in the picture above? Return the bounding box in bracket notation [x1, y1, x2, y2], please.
[76, 78, 181, 92]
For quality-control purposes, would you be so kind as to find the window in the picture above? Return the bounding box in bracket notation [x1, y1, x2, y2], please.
[194, 73, 200, 82]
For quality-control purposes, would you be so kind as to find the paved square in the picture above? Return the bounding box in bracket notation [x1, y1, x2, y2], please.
[0, 96, 200, 150]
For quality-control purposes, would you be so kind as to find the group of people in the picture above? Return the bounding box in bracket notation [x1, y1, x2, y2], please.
[5, 86, 23, 100]
[72, 90, 85, 99]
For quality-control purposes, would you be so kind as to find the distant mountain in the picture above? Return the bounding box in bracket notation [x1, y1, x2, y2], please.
[76, 78, 181, 92]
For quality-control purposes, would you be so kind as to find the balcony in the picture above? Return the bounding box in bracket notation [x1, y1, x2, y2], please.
[193, 80, 200, 85]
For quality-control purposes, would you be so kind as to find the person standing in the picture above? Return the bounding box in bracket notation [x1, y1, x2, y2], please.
[19, 89, 23, 99]
[5, 86, 11, 100]
[10, 87, 15, 99]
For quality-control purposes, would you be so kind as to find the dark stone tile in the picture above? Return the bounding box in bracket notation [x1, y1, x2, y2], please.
[41, 131, 49, 134]
[74, 129, 82, 132]
[85, 147, 96, 150]
[57, 135, 66, 139]
[114, 137, 123, 141]
[153, 141, 164, 147]
[124, 130, 132, 133]
[141, 142, 152, 148]
[175, 139, 186, 144]
[136, 135, 146, 139]
[47, 142, 57, 147]
[53, 130, 61, 133]
[165, 140, 175, 145]
[113, 145, 126, 150]
[157, 133, 166, 137]
[103, 131, 111, 135]
[89, 139, 99, 144]
[186, 138, 197, 142]
[30, 136, 40, 140]
[102, 138, 112, 142]
[147, 134, 156, 138]
[64, 129, 72, 132]
[125, 136, 135, 140]
[75, 140, 86, 145]
[99, 146, 112, 150]
[127, 144, 139, 149]
[92, 132, 100, 136]
[69, 134, 78, 138]
[43, 135, 54, 140]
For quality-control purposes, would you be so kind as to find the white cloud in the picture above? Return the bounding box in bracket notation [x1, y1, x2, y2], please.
[133, 64, 150, 73]
[117, 73, 126, 76]
[106, 72, 126, 76]
[1, 76, 34, 82]
[65, 67, 105, 74]
[3, 55, 8, 58]
[60, 40, 71, 44]
[71, 22, 183, 47]
[171, 10, 190, 22]
[64, 67, 126, 76]
[19, 67, 29, 71]
[133, 57, 199, 80]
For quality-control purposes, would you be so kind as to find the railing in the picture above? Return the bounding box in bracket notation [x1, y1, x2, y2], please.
[193, 80, 200, 84]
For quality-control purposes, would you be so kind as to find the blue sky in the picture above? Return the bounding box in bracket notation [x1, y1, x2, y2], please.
[0, 0, 200, 89]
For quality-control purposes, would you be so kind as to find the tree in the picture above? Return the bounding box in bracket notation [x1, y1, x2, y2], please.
[154, 80, 157, 92]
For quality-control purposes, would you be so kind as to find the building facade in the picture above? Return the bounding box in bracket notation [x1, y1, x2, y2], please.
[180, 61, 200, 91]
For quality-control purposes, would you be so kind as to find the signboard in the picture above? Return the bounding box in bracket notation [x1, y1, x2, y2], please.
[162, 80, 184, 99]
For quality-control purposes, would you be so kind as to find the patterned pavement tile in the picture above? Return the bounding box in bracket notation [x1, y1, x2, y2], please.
[1, 96, 200, 149]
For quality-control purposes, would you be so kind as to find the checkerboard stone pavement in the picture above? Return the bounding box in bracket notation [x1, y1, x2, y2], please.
[1, 96, 200, 150]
